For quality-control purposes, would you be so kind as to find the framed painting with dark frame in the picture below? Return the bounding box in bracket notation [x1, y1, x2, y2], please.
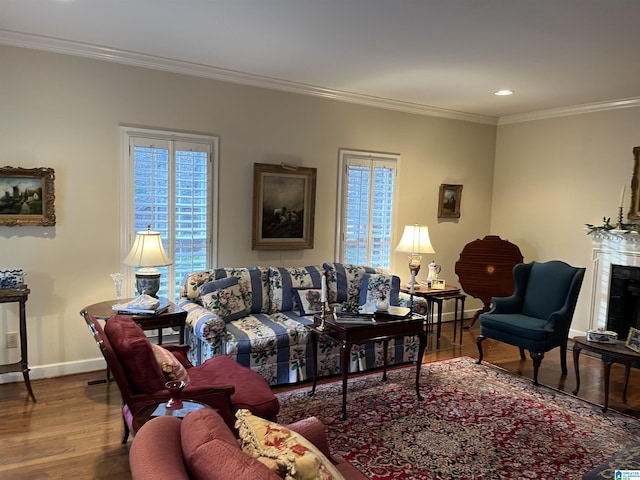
[0, 167, 56, 226]
[252, 163, 316, 250]
[626, 327, 640, 353]
[438, 184, 463, 219]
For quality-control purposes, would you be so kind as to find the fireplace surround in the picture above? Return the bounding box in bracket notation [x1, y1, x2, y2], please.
[590, 231, 640, 337]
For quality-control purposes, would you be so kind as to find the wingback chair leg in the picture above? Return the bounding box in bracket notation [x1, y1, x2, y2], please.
[560, 344, 568, 374]
[530, 352, 544, 386]
[476, 335, 486, 364]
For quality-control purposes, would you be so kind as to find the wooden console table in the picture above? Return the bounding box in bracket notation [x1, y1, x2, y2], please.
[0, 286, 36, 402]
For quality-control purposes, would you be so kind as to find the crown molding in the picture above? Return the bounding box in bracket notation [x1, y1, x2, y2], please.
[498, 97, 640, 125]
[0, 29, 497, 125]
[3, 29, 638, 126]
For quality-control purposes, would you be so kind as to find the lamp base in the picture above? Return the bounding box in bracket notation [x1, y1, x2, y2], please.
[135, 271, 161, 298]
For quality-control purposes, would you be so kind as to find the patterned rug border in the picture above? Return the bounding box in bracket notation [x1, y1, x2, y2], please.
[275, 356, 640, 480]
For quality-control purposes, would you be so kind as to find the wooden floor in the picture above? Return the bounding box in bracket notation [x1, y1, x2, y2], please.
[2, 321, 640, 479]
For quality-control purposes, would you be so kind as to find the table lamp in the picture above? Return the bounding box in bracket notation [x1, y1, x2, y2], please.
[395, 224, 435, 294]
[123, 226, 172, 297]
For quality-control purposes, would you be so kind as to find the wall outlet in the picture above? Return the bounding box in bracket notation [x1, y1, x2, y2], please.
[6, 332, 18, 349]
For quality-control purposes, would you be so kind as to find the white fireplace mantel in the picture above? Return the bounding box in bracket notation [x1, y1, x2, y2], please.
[589, 231, 640, 330]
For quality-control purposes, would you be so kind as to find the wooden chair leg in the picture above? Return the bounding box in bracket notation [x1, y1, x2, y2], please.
[519, 347, 526, 360]
[476, 335, 486, 364]
[121, 415, 130, 444]
[560, 344, 568, 374]
[530, 352, 544, 386]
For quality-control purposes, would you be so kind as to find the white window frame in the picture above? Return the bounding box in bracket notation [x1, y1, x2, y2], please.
[119, 126, 219, 300]
[335, 149, 400, 268]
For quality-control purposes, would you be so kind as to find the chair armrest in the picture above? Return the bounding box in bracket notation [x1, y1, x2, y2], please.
[286, 416, 334, 461]
[489, 295, 523, 314]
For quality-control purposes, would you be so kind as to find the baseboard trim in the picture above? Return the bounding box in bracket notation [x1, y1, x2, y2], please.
[0, 357, 105, 385]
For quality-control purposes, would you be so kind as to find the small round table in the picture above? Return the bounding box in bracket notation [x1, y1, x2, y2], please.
[572, 335, 640, 412]
[132, 400, 211, 435]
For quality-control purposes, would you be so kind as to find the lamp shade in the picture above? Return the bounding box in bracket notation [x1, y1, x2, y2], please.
[395, 224, 435, 254]
[123, 227, 172, 267]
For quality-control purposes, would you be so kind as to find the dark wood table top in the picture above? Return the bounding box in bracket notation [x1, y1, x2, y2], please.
[573, 335, 640, 361]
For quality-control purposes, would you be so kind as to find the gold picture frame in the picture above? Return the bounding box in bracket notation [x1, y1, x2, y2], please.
[252, 163, 316, 250]
[629, 146, 640, 220]
[438, 184, 462, 219]
[626, 327, 640, 353]
[0, 166, 56, 226]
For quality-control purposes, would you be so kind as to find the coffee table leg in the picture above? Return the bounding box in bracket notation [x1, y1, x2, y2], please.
[340, 341, 351, 420]
[572, 345, 582, 395]
[623, 364, 631, 403]
[382, 339, 389, 381]
[308, 331, 318, 397]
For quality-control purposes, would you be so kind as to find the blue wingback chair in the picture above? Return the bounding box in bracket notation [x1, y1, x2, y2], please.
[476, 260, 586, 385]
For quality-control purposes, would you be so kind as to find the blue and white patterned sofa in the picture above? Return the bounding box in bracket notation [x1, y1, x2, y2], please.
[178, 263, 427, 386]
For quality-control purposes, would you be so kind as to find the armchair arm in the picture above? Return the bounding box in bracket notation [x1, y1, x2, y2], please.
[489, 294, 523, 314]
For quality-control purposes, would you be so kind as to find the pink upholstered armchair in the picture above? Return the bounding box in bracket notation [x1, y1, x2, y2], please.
[81, 313, 279, 443]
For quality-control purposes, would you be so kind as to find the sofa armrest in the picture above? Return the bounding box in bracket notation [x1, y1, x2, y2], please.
[178, 299, 227, 346]
[129, 416, 190, 480]
[286, 416, 334, 461]
[398, 292, 428, 316]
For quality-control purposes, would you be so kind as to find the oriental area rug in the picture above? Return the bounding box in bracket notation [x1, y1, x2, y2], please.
[275, 357, 640, 480]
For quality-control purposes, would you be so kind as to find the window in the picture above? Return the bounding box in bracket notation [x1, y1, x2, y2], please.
[336, 149, 398, 269]
[120, 127, 218, 300]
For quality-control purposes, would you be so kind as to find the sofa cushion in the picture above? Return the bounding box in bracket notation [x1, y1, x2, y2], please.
[151, 343, 190, 384]
[104, 315, 165, 394]
[214, 267, 271, 314]
[323, 263, 384, 304]
[292, 288, 323, 316]
[181, 409, 281, 480]
[358, 273, 401, 307]
[201, 277, 249, 323]
[235, 409, 345, 480]
[268, 266, 323, 313]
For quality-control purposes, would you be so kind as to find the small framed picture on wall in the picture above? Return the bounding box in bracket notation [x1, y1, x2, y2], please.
[438, 184, 462, 219]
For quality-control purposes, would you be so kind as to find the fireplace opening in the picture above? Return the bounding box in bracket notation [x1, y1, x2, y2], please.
[606, 264, 640, 340]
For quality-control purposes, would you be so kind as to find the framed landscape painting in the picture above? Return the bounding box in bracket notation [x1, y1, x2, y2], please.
[438, 184, 463, 219]
[0, 166, 56, 226]
[252, 163, 316, 250]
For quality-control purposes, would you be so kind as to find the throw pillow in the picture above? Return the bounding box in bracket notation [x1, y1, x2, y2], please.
[292, 288, 323, 316]
[359, 273, 401, 307]
[268, 266, 324, 313]
[201, 276, 249, 323]
[150, 343, 190, 384]
[181, 270, 216, 300]
[235, 409, 345, 480]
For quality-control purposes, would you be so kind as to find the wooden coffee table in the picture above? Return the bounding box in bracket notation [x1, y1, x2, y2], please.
[572, 335, 640, 412]
[307, 312, 427, 420]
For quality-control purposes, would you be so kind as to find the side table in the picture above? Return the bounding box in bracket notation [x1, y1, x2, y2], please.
[0, 286, 36, 402]
[401, 284, 463, 348]
[572, 335, 640, 412]
[81, 298, 187, 344]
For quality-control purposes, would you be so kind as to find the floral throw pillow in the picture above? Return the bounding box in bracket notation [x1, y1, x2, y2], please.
[201, 277, 248, 323]
[359, 273, 401, 307]
[235, 409, 345, 480]
[150, 343, 190, 384]
[292, 288, 324, 316]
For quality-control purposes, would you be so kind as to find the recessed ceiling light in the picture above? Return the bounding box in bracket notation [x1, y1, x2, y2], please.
[494, 90, 514, 96]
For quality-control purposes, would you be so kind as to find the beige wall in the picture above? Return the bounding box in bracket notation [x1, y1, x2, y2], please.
[0, 45, 496, 379]
[493, 108, 640, 334]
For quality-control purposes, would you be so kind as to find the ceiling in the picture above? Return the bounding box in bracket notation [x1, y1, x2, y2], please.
[2, 0, 640, 124]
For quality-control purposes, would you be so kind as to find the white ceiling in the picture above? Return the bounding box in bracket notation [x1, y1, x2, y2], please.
[2, 0, 640, 124]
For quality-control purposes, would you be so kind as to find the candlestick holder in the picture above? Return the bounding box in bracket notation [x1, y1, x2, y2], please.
[616, 206, 625, 230]
[316, 301, 330, 331]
